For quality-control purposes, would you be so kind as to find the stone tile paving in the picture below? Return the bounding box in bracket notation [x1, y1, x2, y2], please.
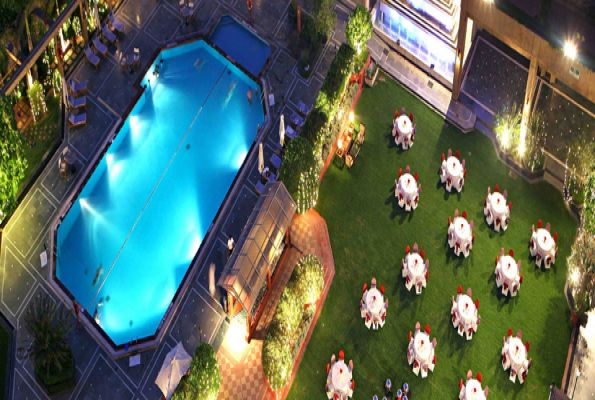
[217, 209, 336, 400]
[0, 0, 340, 398]
[461, 35, 528, 114]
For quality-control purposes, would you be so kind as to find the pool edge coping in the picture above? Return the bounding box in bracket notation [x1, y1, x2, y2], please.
[48, 33, 272, 359]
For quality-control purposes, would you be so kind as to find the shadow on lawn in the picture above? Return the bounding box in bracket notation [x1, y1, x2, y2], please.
[385, 189, 414, 224]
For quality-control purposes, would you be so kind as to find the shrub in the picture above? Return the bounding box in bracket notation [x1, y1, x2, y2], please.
[278, 137, 320, 213]
[27, 80, 48, 121]
[302, 108, 329, 144]
[290, 254, 324, 305]
[262, 335, 293, 390]
[582, 171, 595, 235]
[346, 5, 373, 56]
[172, 343, 221, 400]
[567, 230, 595, 322]
[319, 44, 355, 115]
[262, 254, 325, 390]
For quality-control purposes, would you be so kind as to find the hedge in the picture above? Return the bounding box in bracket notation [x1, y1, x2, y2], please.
[262, 254, 324, 390]
[278, 137, 320, 213]
[318, 43, 355, 117]
[172, 343, 221, 400]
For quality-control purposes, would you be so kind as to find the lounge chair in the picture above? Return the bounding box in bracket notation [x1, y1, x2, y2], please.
[67, 95, 86, 109]
[84, 46, 100, 67]
[68, 79, 89, 95]
[92, 37, 108, 57]
[68, 112, 87, 127]
[102, 24, 117, 44]
[286, 125, 298, 140]
[297, 100, 311, 116]
[270, 153, 282, 170]
[290, 112, 304, 127]
[108, 12, 125, 34]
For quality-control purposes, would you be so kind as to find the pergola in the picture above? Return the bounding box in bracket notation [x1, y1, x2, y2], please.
[1, 0, 90, 96]
[218, 182, 296, 342]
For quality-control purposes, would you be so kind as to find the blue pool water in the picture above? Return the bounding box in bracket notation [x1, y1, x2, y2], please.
[210, 16, 270, 76]
[56, 40, 265, 346]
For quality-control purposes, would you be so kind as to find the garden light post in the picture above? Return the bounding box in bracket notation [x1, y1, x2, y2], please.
[571, 369, 580, 398]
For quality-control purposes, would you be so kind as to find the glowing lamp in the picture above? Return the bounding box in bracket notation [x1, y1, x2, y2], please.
[348, 111, 355, 123]
[563, 40, 577, 60]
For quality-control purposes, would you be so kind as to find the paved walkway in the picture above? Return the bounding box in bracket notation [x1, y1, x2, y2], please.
[0, 0, 345, 398]
[216, 210, 336, 400]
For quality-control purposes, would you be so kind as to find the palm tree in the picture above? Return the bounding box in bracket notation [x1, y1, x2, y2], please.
[23, 295, 73, 378]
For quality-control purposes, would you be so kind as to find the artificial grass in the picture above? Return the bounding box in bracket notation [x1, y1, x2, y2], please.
[288, 76, 577, 399]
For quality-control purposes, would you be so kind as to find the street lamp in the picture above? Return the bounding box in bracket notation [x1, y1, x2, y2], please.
[571, 369, 581, 398]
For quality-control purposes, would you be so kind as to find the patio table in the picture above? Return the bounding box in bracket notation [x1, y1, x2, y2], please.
[534, 228, 555, 258]
[396, 173, 419, 209]
[486, 192, 509, 231]
[412, 331, 433, 368]
[496, 255, 520, 293]
[455, 294, 477, 331]
[403, 253, 426, 291]
[504, 337, 527, 374]
[442, 156, 464, 192]
[364, 287, 384, 319]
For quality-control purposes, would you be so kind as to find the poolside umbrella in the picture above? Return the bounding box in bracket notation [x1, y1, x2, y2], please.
[258, 142, 264, 174]
[155, 342, 192, 400]
[62, 78, 69, 109]
[279, 114, 285, 146]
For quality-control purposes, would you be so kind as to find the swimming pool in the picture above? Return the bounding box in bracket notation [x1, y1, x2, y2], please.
[55, 40, 265, 346]
[210, 15, 270, 76]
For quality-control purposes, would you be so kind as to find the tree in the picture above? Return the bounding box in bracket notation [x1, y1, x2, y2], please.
[23, 295, 73, 379]
[313, 0, 336, 40]
[0, 96, 28, 222]
[346, 5, 372, 56]
[583, 170, 595, 235]
[172, 343, 221, 400]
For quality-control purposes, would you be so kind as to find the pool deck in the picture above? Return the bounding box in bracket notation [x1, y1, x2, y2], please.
[0, 0, 346, 398]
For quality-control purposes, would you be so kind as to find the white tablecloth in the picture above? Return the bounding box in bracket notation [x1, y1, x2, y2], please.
[456, 294, 477, 329]
[394, 115, 414, 148]
[397, 173, 419, 204]
[364, 288, 384, 317]
[461, 379, 486, 400]
[330, 360, 352, 394]
[413, 331, 433, 366]
[505, 337, 527, 373]
[404, 253, 425, 283]
[534, 228, 555, 256]
[446, 156, 463, 178]
[497, 255, 519, 286]
[453, 217, 471, 242]
[487, 192, 508, 219]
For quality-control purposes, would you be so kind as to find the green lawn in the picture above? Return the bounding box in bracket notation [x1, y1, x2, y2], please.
[288, 77, 577, 399]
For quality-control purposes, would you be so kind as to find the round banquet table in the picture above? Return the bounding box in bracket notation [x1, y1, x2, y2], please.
[365, 287, 384, 317]
[498, 255, 519, 284]
[506, 337, 527, 372]
[456, 294, 477, 326]
[330, 360, 352, 394]
[398, 173, 418, 198]
[463, 379, 486, 400]
[405, 253, 425, 282]
[395, 115, 413, 136]
[453, 217, 471, 242]
[488, 192, 507, 217]
[413, 331, 432, 366]
[446, 156, 463, 178]
[535, 228, 554, 256]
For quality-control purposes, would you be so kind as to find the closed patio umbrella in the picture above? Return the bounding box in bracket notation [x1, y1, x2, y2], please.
[279, 114, 285, 146]
[155, 342, 192, 400]
[62, 79, 69, 109]
[258, 142, 264, 174]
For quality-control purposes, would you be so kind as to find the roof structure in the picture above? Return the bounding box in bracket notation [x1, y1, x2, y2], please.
[218, 182, 296, 315]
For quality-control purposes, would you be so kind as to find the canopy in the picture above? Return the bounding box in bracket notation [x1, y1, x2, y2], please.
[218, 182, 296, 315]
[155, 342, 192, 400]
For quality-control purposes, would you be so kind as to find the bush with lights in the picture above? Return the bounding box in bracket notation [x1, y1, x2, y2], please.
[262, 254, 325, 390]
[494, 104, 545, 171]
[279, 137, 320, 213]
[567, 230, 595, 324]
[582, 171, 595, 235]
[172, 343, 221, 400]
[28, 80, 48, 122]
[290, 254, 324, 306]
